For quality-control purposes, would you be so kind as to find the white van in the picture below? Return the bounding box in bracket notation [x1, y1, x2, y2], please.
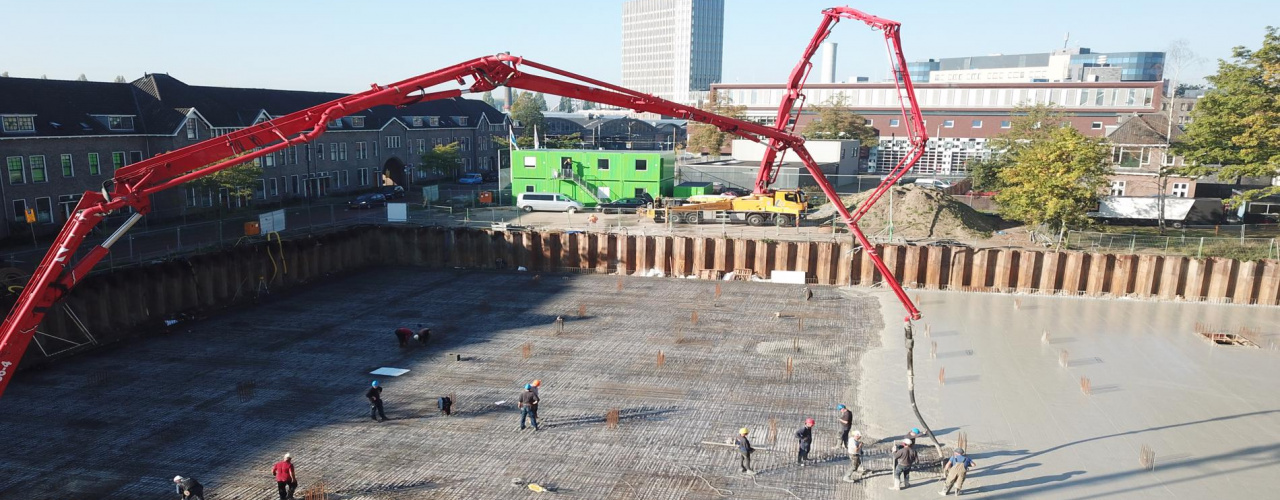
[517, 192, 584, 213]
[913, 178, 952, 190]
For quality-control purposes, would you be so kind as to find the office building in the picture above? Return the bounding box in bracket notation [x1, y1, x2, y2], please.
[908, 48, 1165, 84]
[622, 0, 724, 104]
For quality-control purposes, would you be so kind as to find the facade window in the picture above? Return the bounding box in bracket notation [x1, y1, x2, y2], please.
[340, 170, 349, 187]
[34, 197, 52, 224]
[107, 116, 134, 130]
[889, 119, 900, 127]
[255, 179, 266, 200]
[524, 156, 537, 168]
[597, 158, 610, 170]
[386, 136, 401, 149]
[60, 154, 73, 177]
[269, 178, 279, 197]
[129, 151, 142, 164]
[186, 119, 198, 140]
[429, 116, 440, 127]
[358, 168, 370, 186]
[1112, 146, 1148, 168]
[864, 118, 873, 126]
[111, 152, 125, 170]
[291, 175, 299, 195]
[1162, 150, 1177, 167]
[328, 119, 342, 129]
[339, 142, 348, 160]
[11, 200, 26, 223]
[356, 142, 368, 160]
[525, 185, 534, 193]
[6, 157, 25, 184]
[1171, 183, 1190, 198]
[88, 153, 100, 175]
[330, 143, 338, 161]
[462, 157, 471, 171]
[57, 194, 81, 221]
[417, 138, 426, 153]
[29, 155, 47, 183]
[351, 116, 365, 128]
[286, 146, 298, 165]
[1, 115, 36, 133]
[457, 116, 468, 126]
[971, 120, 982, 128]
[943, 120, 954, 128]
[1091, 122, 1103, 130]
[264, 151, 275, 167]
[1109, 180, 1126, 196]
[412, 117, 424, 127]
[373, 142, 378, 158]
[1000, 120, 1011, 129]
[459, 137, 470, 151]
[1078, 90, 1090, 106]
[634, 187, 647, 197]
[317, 143, 325, 160]
[635, 159, 648, 171]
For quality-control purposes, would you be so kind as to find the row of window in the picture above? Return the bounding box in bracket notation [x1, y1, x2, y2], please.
[11, 194, 84, 225]
[1108, 180, 1189, 197]
[867, 118, 1106, 131]
[185, 169, 375, 207]
[522, 156, 650, 171]
[6, 152, 128, 184]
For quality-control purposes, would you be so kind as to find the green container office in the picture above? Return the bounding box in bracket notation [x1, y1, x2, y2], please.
[509, 149, 676, 206]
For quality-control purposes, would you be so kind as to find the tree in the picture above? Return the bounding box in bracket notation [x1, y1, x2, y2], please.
[993, 126, 1112, 232]
[76, 74, 88, 81]
[685, 89, 745, 156]
[556, 97, 577, 113]
[1175, 83, 1205, 97]
[188, 159, 264, 209]
[533, 92, 548, 112]
[545, 132, 583, 149]
[1, 72, 9, 78]
[419, 141, 462, 178]
[492, 135, 535, 150]
[114, 75, 126, 83]
[581, 99, 596, 110]
[510, 92, 544, 138]
[1154, 39, 1201, 232]
[481, 91, 497, 108]
[40, 74, 47, 79]
[800, 95, 877, 145]
[1174, 27, 1280, 204]
[968, 104, 1071, 190]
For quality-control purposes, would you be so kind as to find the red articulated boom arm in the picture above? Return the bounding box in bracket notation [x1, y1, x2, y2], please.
[0, 6, 926, 400]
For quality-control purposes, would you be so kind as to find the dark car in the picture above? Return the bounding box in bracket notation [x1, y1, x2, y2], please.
[381, 185, 406, 199]
[349, 193, 387, 209]
[481, 170, 499, 182]
[597, 197, 653, 213]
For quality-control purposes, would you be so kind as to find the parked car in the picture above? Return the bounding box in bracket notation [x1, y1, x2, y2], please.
[517, 192, 584, 213]
[597, 197, 652, 213]
[914, 178, 953, 190]
[458, 173, 484, 185]
[349, 193, 387, 209]
[381, 185, 406, 199]
[926, 238, 970, 248]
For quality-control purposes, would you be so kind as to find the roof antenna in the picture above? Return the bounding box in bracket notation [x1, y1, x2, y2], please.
[1063, 32, 1070, 49]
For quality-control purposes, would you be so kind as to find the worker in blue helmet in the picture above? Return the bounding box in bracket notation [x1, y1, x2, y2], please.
[906, 427, 929, 447]
[366, 380, 387, 422]
[836, 404, 853, 447]
[518, 383, 540, 431]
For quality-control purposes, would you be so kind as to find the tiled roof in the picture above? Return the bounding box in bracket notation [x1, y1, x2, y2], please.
[1107, 113, 1183, 145]
[0, 76, 145, 136]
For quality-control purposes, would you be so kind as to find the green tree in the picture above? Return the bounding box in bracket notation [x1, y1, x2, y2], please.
[993, 126, 1111, 231]
[533, 92, 548, 111]
[481, 91, 497, 108]
[581, 99, 596, 110]
[113, 75, 125, 83]
[800, 95, 877, 145]
[968, 104, 1071, 190]
[1174, 27, 1280, 203]
[685, 89, 745, 156]
[76, 74, 87, 81]
[419, 142, 462, 178]
[545, 132, 583, 149]
[492, 135, 535, 150]
[556, 97, 577, 113]
[188, 157, 263, 208]
[510, 92, 544, 138]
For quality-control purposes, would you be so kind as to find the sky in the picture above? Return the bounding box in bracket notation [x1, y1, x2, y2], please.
[3, 0, 1275, 97]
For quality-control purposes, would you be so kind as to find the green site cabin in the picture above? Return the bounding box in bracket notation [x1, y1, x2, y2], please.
[509, 149, 676, 206]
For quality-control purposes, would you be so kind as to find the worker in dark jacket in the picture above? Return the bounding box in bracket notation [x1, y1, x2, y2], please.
[367, 380, 387, 422]
[892, 438, 918, 489]
[173, 475, 205, 500]
[518, 384, 539, 430]
[836, 404, 853, 447]
[394, 327, 413, 348]
[795, 418, 815, 465]
[415, 324, 431, 346]
[734, 427, 756, 474]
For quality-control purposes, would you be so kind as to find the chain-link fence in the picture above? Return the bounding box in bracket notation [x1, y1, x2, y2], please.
[1065, 230, 1279, 260]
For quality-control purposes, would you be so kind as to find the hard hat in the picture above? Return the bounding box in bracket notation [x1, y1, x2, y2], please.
[740, 427, 749, 434]
[371, 380, 379, 387]
[532, 380, 542, 387]
[805, 418, 815, 425]
[837, 404, 846, 410]
[902, 438, 912, 445]
[173, 476, 183, 482]
[852, 430, 862, 437]
[912, 427, 921, 434]
[525, 384, 532, 390]
[955, 448, 965, 455]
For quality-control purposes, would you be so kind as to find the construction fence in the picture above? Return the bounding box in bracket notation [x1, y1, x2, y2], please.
[1065, 230, 1279, 261]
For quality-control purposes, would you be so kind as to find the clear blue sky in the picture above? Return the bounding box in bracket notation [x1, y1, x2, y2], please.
[3, 0, 1273, 95]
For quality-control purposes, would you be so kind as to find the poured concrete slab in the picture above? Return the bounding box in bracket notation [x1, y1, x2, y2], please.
[858, 290, 1280, 499]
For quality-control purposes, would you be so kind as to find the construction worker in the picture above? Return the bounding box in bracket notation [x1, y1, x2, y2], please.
[892, 438, 918, 489]
[394, 327, 413, 348]
[415, 324, 431, 346]
[803, 286, 813, 301]
[795, 418, 815, 465]
[367, 380, 387, 422]
[836, 404, 853, 447]
[940, 448, 975, 496]
[907, 427, 930, 447]
[271, 453, 297, 500]
[518, 383, 539, 430]
[530, 379, 542, 397]
[438, 395, 453, 416]
[173, 475, 205, 500]
[734, 428, 756, 474]
[842, 430, 864, 483]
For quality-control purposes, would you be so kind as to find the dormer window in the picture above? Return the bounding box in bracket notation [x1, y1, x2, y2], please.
[428, 116, 440, 127]
[328, 119, 342, 129]
[411, 117, 424, 127]
[107, 116, 134, 131]
[2, 115, 36, 133]
[453, 116, 468, 126]
[351, 116, 365, 128]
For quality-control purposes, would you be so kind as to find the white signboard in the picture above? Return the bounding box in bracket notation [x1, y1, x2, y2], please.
[259, 209, 286, 233]
[387, 203, 408, 222]
[772, 270, 807, 284]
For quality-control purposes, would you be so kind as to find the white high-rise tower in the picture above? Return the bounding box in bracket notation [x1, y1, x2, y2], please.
[622, 0, 724, 104]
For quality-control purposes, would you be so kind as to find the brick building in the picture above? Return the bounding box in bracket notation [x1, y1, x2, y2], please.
[1104, 113, 1195, 198]
[0, 74, 508, 237]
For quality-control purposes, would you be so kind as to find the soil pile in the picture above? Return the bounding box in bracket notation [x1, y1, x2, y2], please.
[809, 185, 996, 240]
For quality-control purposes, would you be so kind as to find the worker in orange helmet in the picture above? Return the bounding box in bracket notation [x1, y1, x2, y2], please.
[795, 418, 815, 465]
[530, 379, 541, 397]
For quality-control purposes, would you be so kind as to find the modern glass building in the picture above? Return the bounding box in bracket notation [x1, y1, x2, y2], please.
[910, 48, 1165, 83]
[621, 0, 724, 104]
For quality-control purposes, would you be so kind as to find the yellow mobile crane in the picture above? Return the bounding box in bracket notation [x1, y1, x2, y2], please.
[642, 189, 809, 226]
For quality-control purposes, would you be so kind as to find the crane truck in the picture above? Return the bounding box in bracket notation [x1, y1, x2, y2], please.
[643, 189, 810, 226]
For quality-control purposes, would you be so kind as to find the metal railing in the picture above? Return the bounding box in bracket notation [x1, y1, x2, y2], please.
[1065, 230, 1279, 260]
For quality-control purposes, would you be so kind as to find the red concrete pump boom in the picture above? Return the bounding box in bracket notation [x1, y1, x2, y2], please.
[0, 8, 926, 400]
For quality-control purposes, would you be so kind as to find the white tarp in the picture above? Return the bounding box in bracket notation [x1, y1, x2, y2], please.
[1089, 197, 1196, 221]
[387, 203, 407, 222]
[259, 209, 286, 233]
[370, 367, 409, 377]
[772, 270, 807, 284]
